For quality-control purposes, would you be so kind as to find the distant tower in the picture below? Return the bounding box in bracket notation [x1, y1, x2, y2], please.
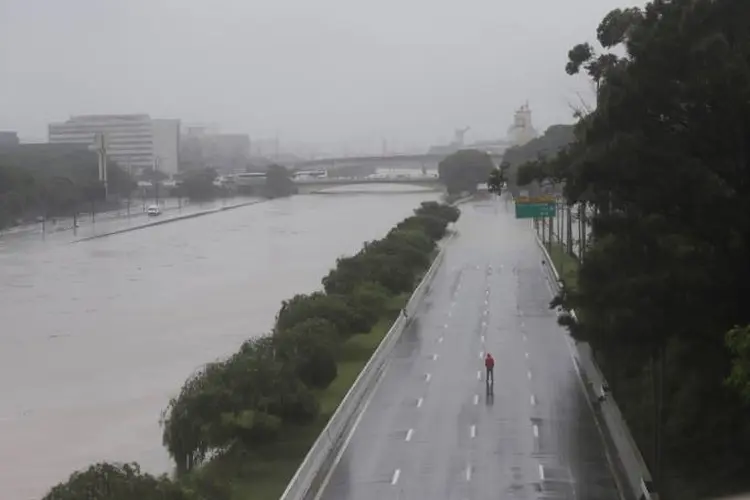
[507, 102, 538, 146]
[452, 126, 470, 147]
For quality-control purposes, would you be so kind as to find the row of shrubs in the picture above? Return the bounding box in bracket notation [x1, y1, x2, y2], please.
[43, 200, 461, 500]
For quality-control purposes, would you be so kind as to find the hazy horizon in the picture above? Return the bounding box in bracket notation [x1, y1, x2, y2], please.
[1, 0, 645, 155]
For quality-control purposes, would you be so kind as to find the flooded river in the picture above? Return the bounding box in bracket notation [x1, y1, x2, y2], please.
[0, 187, 439, 499]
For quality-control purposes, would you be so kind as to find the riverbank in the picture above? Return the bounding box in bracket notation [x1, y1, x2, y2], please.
[202, 297, 408, 499]
[74, 198, 265, 242]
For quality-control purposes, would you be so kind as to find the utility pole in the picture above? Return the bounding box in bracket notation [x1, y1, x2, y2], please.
[90, 133, 109, 200]
[153, 156, 161, 206]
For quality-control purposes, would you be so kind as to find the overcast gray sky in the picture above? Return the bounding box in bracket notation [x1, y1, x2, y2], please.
[1, 0, 643, 154]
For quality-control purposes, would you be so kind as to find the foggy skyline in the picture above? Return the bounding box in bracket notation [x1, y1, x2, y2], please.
[1, 0, 645, 154]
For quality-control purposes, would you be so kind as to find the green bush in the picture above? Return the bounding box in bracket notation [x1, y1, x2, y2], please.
[396, 214, 449, 241]
[275, 292, 366, 335]
[42, 463, 197, 500]
[414, 201, 460, 223]
[274, 318, 339, 389]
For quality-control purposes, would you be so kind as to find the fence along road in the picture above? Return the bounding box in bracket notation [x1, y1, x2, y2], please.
[309, 196, 622, 500]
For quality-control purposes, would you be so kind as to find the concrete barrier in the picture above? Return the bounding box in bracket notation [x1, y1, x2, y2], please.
[535, 234, 659, 500]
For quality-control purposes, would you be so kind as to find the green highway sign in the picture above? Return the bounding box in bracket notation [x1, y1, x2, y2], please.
[515, 202, 556, 219]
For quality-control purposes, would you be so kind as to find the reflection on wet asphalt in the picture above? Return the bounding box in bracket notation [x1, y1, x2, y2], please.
[317, 198, 621, 500]
[0, 188, 439, 500]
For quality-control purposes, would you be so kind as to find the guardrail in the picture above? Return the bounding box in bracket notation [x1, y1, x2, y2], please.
[279, 241, 448, 500]
[534, 234, 659, 500]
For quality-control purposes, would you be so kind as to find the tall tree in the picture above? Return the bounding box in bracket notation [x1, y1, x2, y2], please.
[551, 1, 750, 497]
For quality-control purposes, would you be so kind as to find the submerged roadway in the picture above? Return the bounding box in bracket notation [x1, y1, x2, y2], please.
[315, 196, 623, 500]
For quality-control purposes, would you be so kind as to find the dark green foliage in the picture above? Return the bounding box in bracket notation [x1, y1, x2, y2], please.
[42, 462, 196, 500]
[438, 149, 495, 195]
[274, 318, 339, 389]
[275, 292, 367, 335]
[263, 164, 297, 198]
[540, 1, 750, 497]
[180, 168, 218, 201]
[0, 145, 135, 228]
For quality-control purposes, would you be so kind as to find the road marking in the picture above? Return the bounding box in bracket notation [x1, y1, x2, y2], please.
[405, 428, 413, 442]
[533, 424, 539, 438]
[473, 394, 479, 405]
[470, 425, 476, 438]
[438, 336, 444, 343]
[313, 365, 388, 500]
[465, 464, 472, 481]
[432, 354, 439, 361]
[479, 351, 484, 358]
[523, 333, 527, 341]
[448, 310, 452, 317]
[481, 321, 487, 328]
[425, 373, 432, 383]
[538, 464, 546, 481]
[416, 397, 423, 408]
[444, 323, 448, 329]
[531, 394, 536, 406]
[525, 352, 529, 359]
[391, 469, 401, 485]
[483, 309, 488, 315]
[477, 370, 482, 380]
[484, 299, 489, 306]
[527, 371, 532, 380]
[519, 310, 524, 316]
[480, 335, 485, 343]
[451, 301, 456, 308]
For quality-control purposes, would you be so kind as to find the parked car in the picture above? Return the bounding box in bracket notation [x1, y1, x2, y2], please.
[146, 205, 161, 216]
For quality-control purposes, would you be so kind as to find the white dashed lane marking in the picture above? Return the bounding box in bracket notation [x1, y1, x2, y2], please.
[405, 429, 413, 442]
[416, 397, 423, 408]
[391, 469, 401, 485]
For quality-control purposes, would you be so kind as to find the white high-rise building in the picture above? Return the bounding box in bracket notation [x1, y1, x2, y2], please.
[48, 114, 180, 176]
[507, 102, 538, 146]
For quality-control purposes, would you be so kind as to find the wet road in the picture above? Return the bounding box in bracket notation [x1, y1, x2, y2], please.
[316, 197, 621, 500]
[0, 186, 438, 500]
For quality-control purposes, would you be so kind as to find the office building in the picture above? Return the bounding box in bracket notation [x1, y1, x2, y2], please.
[180, 127, 250, 173]
[0, 131, 20, 147]
[48, 114, 181, 176]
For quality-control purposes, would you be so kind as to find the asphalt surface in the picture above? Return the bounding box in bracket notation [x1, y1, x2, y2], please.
[316, 196, 622, 500]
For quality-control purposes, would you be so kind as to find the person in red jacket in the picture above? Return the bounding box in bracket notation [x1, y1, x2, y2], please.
[485, 353, 495, 384]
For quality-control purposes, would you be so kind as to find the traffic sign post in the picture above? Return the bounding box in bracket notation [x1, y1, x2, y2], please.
[515, 201, 556, 219]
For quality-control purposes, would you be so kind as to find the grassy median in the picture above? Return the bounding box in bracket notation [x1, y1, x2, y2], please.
[546, 243, 580, 290]
[193, 294, 409, 500]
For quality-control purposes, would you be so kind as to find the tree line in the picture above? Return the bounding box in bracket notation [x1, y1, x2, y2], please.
[42, 200, 460, 500]
[513, 1, 750, 498]
[0, 146, 135, 229]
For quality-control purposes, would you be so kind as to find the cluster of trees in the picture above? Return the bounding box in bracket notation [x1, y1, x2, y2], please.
[516, 2, 750, 498]
[42, 200, 460, 499]
[262, 164, 298, 198]
[502, 124, 575, 195]
[437, 149, 495, 195]
[0, 146, 135, 229]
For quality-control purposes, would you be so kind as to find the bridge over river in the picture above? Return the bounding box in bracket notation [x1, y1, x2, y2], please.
[288, 152, 506, 175]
